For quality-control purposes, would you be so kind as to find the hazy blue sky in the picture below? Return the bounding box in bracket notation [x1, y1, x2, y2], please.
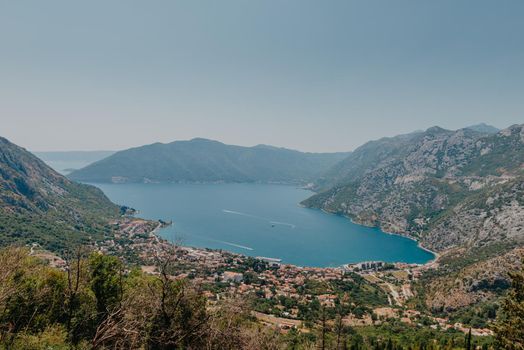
[1, 1, 523, 152]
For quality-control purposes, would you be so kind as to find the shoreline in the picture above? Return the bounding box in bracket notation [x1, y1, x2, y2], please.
[313, 207, 440, 266]
[346, 217, 440, 265]
[153, 210, 440, 270]
[123, 189, 439, 270]
[108, 183, 434, 268]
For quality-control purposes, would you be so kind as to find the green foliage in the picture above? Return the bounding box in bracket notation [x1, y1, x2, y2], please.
[437, 302, 499, 329]
[10, 325, 71, 350]
[250, 272, 388, 322]
[0, 136, 120, 253]
[88, 253, 123, 317]
[494, 261, 524, 349]
[332, 273, 389, 306]
[0, 247, 505, 350]
[0, 247, 288, 349]
[356, 320, 493, 350]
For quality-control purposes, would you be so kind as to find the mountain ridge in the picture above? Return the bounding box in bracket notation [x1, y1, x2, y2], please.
[69, 138, 350, 184]
[302, 124, 524, 253]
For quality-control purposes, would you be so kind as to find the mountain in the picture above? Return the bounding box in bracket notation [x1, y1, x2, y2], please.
[0, 137, 120, 251]
[312, 130, 426, 191]
[466, 123, 500, 134]
[34, 150, 115, 175]
[34, 150, 116, 163]
[302, 124, 524, 252]
[68, 138, 350, 184]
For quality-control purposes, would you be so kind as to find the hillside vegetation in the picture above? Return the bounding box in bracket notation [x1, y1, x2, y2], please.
[69, 138, 349, 184]
[0, 137, 120, 252]
[0, 246, 505, 350]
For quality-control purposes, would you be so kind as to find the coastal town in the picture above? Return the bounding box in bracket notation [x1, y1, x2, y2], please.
[31, 216, 494, 338]
[82, 216, 492, 336]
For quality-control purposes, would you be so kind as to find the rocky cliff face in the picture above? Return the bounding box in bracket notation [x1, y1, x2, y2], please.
[303, 124, 524, 252]
[423, 177, 523, 251]
[423, 247, 523, 312]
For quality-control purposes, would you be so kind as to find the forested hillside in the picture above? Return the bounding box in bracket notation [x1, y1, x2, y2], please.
[69, 138, 349, 184]
[0, 137, 120, 251]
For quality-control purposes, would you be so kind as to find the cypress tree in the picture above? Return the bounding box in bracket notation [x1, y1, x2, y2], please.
[465, 328, 472, 350]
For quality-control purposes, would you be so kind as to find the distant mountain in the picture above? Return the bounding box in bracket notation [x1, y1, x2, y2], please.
[34, 150, 116, 162]
[68, 138, 350, 184]
[0, 137, 120, 251]
[35, 150, 115, 175]
[302, 124, 524, 252]
[465, 123, 500, 134]
[312, 129, 426, 191]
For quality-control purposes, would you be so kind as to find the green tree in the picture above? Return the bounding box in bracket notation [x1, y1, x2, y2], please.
[0, 250, 68, 347]
[88, 253, 124, 318]
[146, 256, 209, 349]
[494, 260, 524, 349]
[465, 328, 472, 350]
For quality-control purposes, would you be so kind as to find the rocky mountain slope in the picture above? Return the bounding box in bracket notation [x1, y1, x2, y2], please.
[421, 246, 523, 312]
[303, 124, 524, 252]
[68, 138, 349, 184]
[0, 137, 120, 251]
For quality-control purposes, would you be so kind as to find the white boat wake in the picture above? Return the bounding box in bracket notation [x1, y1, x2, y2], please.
[213, 239, 254, 251]
[223, 209, 296, 229]
[222, 209, 261, 219]
[189, 233, 254, 251]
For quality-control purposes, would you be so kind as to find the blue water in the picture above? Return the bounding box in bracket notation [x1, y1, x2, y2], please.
[92, 183, 434, 267]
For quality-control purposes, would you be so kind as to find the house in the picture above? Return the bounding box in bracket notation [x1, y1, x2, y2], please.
[222, 271, 244, 283]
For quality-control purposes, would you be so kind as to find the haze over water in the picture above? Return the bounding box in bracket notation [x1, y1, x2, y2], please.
[93, 183, 434, 267]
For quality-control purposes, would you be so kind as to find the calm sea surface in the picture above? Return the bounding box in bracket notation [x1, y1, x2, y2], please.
[92, 183, 434, 267]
